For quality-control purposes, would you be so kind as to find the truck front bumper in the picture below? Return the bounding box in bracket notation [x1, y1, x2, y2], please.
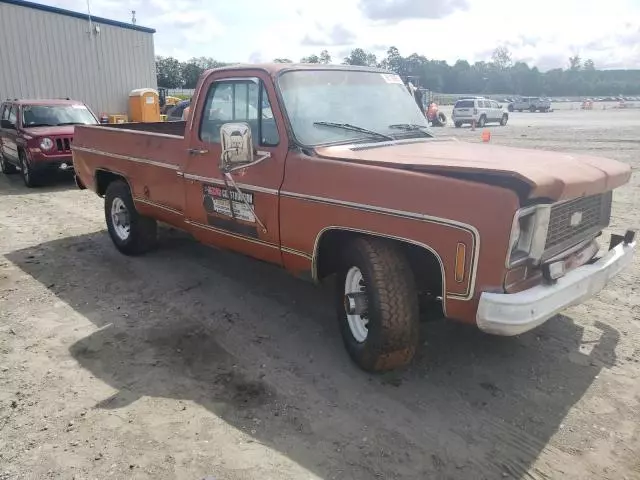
[28, 150, 74, 173]
[476, 233, 636, 336]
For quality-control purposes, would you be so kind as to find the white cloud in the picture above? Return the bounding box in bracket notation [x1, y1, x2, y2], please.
[36, 0, 640, 69]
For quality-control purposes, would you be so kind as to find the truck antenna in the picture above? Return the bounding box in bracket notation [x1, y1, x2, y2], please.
[131, 10, 136, 25]
[86, 0, 93, 36]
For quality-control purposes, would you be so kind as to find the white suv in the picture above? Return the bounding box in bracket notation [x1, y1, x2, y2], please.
[452, 97, 508, 128]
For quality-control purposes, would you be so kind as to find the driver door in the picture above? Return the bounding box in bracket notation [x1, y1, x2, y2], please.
[182, 70, 288, 265]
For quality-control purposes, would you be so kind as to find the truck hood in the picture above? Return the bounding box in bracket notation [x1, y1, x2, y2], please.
[22, 126, 76, 137]
[315, 138, 631, 200]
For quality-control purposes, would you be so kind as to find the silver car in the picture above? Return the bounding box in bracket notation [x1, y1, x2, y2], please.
[452, 97, 509, 128]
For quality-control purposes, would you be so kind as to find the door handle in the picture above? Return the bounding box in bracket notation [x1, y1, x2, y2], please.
[187, 148, 208, 155]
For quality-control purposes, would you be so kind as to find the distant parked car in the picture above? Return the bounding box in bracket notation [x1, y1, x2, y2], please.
[165, 99, 190, 122]
[0, 99, 98, 187]
[452, 97, 508, 128]
[508, 97, 551, 112]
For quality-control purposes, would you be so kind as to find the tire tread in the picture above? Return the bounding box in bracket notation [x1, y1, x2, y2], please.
[340, 237, 420, 372]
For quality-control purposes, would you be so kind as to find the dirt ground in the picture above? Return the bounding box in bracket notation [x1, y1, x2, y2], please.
[1, 107, 639, 480]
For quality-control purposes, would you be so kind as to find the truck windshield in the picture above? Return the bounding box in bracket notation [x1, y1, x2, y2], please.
[278, 69, 432, 146]
[22, 105, 97, 127]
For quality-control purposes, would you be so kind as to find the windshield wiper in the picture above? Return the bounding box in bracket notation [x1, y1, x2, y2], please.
[313, 121, 394, 141]
[23, 123, 54, 128]
[388, 124, 434, 137]
[56, 122, 84, 126]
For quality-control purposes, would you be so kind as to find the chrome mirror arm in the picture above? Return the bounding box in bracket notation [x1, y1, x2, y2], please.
[225, 150, 271, 174]
[222, 170, 268, 234]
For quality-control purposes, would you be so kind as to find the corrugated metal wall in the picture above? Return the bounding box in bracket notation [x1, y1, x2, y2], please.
[0, 2, 156, 115]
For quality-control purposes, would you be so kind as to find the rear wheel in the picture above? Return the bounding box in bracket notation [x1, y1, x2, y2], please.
[104, 180, 158, 255]
[500, 114, 508, 126]
[336, 237, 420, 372]
[0, 152, 17, 174]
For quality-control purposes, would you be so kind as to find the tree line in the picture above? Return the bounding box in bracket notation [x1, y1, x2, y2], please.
[156, 47, 640, 96]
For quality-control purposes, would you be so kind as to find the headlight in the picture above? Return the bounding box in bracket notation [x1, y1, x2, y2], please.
[40, 138, 54, 151]
[507, 204, 551, 267]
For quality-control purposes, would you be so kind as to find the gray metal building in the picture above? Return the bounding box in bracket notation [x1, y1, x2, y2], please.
[0, 0, 156, 115]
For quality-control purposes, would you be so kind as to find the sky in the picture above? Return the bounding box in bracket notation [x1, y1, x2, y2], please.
[37, 0, 640, 70]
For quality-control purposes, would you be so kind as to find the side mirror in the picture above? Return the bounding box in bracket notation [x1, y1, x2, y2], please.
[219, 122, 254, 171]
[1, 119, 14, 129]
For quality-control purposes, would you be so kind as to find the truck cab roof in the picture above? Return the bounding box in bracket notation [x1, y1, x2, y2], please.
[4, 99, 86, 106]
[202, 63, 391, 76]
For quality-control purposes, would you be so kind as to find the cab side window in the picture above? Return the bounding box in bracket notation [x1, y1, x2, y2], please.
[8, 106, 17, 126]
[1, 104, 10, 122]
[199, 79, 279, 147]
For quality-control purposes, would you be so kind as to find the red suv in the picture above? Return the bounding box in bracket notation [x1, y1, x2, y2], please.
[0, 99, 98, 187]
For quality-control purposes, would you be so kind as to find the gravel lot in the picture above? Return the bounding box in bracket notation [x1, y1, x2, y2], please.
[1, 106, 639, 480]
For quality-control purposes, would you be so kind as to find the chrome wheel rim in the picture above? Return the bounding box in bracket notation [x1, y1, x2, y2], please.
[111, 197, 131, 241]
[345, 266, 368, 343]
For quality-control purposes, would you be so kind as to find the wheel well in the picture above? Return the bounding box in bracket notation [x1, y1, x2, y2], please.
[315, 229, 444, 300]
[95, 170, 127, 197]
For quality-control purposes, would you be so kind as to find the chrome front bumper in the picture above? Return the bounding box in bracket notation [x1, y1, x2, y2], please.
[476, 235, 636, 336]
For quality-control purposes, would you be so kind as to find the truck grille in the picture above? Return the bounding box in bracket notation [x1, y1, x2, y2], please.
[55, 137, 72, 152]
[543, 192, 612, 259]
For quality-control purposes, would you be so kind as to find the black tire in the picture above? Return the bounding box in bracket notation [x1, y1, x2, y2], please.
[336, 237, 420, 372]
[19, 150, 39, 187]
[477, 115, 486, 127]
[104, 180, 158, 255]
[0, 152, 17, 174]
[454, 121, 462, 128]
[508, 104, 514, 112]
[529, 105, 536, 113]
[518, 109, 523, 112]
[436, 112, 447, 126]
[500, 114, 508, 126]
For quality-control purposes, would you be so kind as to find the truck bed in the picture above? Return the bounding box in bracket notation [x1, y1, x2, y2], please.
[72, 122, 187, 188]
[104, 121, 186, 137]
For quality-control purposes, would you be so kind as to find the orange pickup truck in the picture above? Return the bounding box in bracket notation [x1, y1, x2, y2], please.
[72, 64, 636, 372]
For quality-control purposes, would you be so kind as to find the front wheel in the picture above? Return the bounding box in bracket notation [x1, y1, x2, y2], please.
[19, 151, 39, 187]
[336, 237, 420, 372]
[500, 114, 508, 126]
[454, 121, 462, 128]
[105, 180, 158, 255]
[477, 115, 486, 127]
[529, 105, 536, 113]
